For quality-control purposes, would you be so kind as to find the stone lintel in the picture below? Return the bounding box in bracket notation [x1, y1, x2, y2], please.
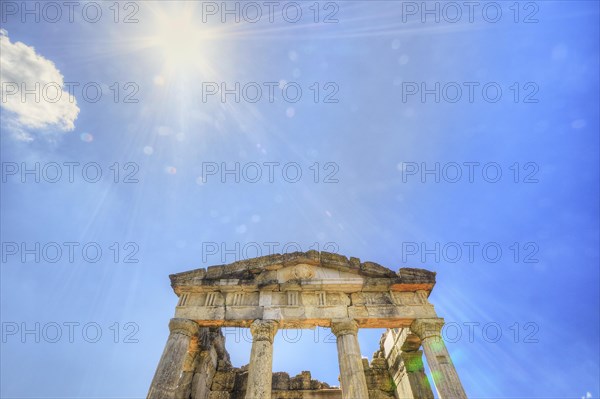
[175, 302, 436, 324]
[353, 318, 418, 329]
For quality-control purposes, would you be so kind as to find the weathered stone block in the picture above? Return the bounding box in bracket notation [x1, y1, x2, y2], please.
[211, 370, 236, 392]
[348, 257, 361, 271]
[233, 370, 248, 392]
[272, 372, 290, 390]
[224, 306, 263, 321]
[360, 262, 397, 278]
[364, 370, 395, 393]
[282, 251, 321, 266]
[362, 358, 370, 369]
[176, 305, 226, 322]
[206, 265, 227, 280]
[370, 358, 388, 370]
[319, 252, 351, 270]
[290, 371, 312, 390]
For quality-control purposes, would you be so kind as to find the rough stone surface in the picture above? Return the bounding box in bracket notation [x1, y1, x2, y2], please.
[273, 372, 291, 390]
[290, 371, 312, 390]
[209, 367, 341, 399]
[363, 358, 395, 399]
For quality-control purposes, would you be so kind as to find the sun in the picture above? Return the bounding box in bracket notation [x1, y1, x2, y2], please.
[154, 18, 202, 66]
[150, 12, 206, 68]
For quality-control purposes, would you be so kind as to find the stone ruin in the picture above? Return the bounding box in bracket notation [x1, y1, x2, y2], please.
[147, 251, 467, 399]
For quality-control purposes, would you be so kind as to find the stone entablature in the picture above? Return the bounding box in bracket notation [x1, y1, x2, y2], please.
[170, 251, 437, 329]
[148, 251, 467, 399]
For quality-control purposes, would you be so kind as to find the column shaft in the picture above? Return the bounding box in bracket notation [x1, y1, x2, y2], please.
[245, 320, 278, 399]
[401, 350, 435, 399]
[147, 318, 200, 399]
[332, 319, 370, 399]
[412, 319, 467, 399]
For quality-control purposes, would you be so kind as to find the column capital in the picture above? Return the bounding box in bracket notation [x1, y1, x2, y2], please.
[169, 318, 201, 337]
[250, 319, 278, 343]
[331, 319, 359, 337]
[411, 318, 445, 340]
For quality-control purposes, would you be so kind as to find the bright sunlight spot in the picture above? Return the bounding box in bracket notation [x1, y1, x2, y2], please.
[151, 12, 207, 67]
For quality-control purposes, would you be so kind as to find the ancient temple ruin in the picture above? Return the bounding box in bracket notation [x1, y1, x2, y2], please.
[147, 251, 467, 399]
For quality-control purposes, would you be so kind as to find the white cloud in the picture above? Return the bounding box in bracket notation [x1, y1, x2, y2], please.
[0, 29, 79, 137]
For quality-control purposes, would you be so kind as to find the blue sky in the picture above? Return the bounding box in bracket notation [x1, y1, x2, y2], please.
[1, 1, 598, 398]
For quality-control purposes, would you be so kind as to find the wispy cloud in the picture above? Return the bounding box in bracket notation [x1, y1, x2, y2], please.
[0, 29, 79, 140]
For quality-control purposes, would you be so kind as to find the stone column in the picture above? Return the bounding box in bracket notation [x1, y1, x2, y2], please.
[401, 350, 435, 399]
[245, 319, 279, 399]
[331, 319, 369, 399]
[411, 318, 467, 399]
[147, 318, 201, 399]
